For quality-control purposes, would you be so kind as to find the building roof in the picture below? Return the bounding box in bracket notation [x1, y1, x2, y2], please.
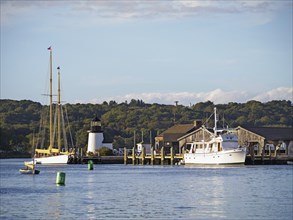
[161, 124, 195, 135]
[239, 126, 293, 141]
[177, 126, 214, 141]
[159, 124, 196, 142]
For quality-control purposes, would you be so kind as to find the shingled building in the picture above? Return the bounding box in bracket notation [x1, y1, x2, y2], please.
[155, 121, 202, 154]
[236, 126, 293, 158]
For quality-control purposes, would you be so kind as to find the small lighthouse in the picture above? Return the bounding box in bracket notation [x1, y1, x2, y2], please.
[87, 116, 113, 153]
[87, 116, 104, 153]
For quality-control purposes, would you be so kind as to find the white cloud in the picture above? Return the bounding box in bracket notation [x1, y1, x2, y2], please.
[79, 87, 292, 105]
[252, 87, 293, 102]
[1, 0, 287, 25]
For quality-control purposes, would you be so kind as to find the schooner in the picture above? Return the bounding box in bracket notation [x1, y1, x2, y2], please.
[33, 47, 74, 164]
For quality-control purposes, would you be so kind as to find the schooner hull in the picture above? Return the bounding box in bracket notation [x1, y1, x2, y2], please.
[34, 155, 69, 164]
[184, 149, 246, 165]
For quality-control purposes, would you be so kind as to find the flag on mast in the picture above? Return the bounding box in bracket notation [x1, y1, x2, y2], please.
[47, 46, 52, 51]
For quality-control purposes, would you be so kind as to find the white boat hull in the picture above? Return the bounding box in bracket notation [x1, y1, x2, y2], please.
[184, 149, 246, 165]
[34, 155, 69, 164]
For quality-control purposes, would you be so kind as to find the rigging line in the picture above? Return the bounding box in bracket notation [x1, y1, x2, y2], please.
[32, 129, 35, 158]
[202, 111, 214, 127]
[60, 106, 68, 152]
[52, 103, 58, 148]
[41, 107, 49, 149]
[36, 116, 42, 149]
[64, 105, 75, 149]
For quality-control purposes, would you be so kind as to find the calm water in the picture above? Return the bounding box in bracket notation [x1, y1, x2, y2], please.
[0, 159, 292, 220]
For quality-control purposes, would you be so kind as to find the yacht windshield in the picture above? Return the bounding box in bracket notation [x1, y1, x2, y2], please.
[222, 141, 238, 150]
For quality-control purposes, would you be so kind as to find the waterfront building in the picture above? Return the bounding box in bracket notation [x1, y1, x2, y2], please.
[236, 126, 293, 158]
[155, 120, 202, 154]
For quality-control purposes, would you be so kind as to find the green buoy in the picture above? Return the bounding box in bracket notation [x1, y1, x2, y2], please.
[56, 172, 66, 185]
[88, 160, 94, 170]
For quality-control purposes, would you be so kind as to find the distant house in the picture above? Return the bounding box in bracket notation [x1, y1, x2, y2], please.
[236, 126, 293, 157]
[155, 121, 202, 154]
[137, 142, 152, 155]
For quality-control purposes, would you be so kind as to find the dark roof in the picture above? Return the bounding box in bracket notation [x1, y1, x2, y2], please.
[159, 124, 195, 142]
[160, 124, 194, 135]
[177, 126, 214, 141]
[240, 126, 293, 141]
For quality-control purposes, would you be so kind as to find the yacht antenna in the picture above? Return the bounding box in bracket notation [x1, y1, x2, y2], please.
[214, 107, 217, 135]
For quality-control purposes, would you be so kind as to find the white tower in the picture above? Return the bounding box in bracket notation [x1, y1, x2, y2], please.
[87, 116, 104, 153]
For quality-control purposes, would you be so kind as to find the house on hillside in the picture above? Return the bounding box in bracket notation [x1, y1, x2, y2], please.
[155, 120, 202, 154]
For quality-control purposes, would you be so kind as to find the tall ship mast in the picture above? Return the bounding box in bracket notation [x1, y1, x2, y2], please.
[34, 47, 72, 164]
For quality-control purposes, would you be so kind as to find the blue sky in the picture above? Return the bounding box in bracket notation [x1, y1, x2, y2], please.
[1, 0, 292, 105]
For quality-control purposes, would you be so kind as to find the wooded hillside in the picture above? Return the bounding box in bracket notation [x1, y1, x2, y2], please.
[0, 99, 292, 157]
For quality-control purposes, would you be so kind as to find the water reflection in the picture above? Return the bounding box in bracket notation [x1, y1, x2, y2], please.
[46, 188, 63, 219]
[180, 170, 227, 219]
[86, 173, 96, 219]
[1, 160, 292, 220]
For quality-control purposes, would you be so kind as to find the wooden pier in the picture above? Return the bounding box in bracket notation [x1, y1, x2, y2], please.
[124, 147, 184, 165]
[68, 156, 124, 164]
[245, 155, 293, 165]
[67, 149, 292, 165]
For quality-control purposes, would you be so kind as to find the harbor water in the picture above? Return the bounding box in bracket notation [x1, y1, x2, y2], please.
[0, 159, 292, 219]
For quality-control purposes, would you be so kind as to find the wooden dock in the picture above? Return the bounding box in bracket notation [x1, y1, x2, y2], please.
[69, 156, 124, 164]
[124, 147, 184, 165]
[68, 149, 292, 165]
[245, 155, 293, 165]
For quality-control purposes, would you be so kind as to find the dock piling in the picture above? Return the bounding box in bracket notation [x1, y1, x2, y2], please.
[170, 147, 174, 165]
[151, 147, 154, 165]
[124, 147, 127, 165]
[161, 147, 164, 165]
[132, 147, 136, 165]
[141, 147, 145, 165]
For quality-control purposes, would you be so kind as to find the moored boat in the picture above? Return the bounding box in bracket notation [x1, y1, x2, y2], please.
[19, 162, 40, 175]
[183, 107, 246, 165]
[33, 47, 74, 164]
[34, 154, 69, 164]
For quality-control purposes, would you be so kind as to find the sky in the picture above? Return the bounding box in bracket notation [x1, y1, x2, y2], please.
[1, 0, 292, 106]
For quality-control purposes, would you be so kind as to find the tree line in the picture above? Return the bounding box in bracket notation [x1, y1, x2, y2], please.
[0, 99, 292, 157]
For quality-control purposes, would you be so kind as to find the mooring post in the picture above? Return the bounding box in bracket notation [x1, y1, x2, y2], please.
[151, 147, 154, 165]
[141, 147, 145, 165]
[170, 147, 174, 165]
[251, 146, 255, 165]
[261, 144, 265, 165]
[124, 147, 127, 165]
[132, 147, 136, 165]
[161, 147, 164, 165]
